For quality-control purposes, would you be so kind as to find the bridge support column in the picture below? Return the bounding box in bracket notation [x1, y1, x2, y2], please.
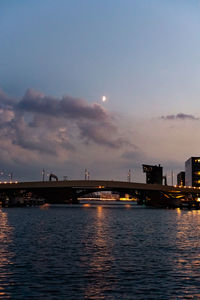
[145, 190, 177, 208]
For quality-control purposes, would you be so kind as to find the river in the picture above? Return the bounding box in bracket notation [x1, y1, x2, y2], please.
[0, 203, 200, 299]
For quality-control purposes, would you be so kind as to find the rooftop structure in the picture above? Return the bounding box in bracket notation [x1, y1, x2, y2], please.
[142, 164, 163, 185]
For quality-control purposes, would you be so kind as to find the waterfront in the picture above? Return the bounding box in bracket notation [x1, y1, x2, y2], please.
[1, 204, 200, 299]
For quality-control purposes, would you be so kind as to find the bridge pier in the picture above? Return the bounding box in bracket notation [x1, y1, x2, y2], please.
[144, 190, 178, 208]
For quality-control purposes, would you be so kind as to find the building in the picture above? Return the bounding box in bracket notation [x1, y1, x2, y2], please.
[185, 157, 200, 187]
[142, 164, 163, 185]
[177, 171, 185, 186]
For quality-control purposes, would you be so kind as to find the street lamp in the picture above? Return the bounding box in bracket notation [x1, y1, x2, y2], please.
[127, 169, 131, 182]
[42, 169, 45, 182]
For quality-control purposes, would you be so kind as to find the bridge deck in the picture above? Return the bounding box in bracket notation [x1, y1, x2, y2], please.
[0, 180, 199, 194]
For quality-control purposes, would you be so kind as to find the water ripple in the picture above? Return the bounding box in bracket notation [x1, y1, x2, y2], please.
[0, 205, 200, 299]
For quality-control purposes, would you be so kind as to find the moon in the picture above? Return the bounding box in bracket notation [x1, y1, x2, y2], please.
[102, 96, 107, 102]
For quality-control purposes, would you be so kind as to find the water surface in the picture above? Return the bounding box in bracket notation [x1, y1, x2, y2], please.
[0, 204, 200, 299]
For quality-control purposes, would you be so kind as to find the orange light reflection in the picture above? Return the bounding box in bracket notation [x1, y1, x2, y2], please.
[83, 203, 91, 208]
[82, 205, 116, 298]
[40, 203, 50, 209]
[0, 209, 13, 298]
[125, 204, 131, 209]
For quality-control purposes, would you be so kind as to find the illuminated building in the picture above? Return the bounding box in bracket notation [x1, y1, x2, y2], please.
[142, 164, 163, 185]
[177, 171, 185, 186]
[185, 157, 200, 187]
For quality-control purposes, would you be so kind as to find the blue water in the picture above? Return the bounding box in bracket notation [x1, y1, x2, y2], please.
[1, 204, 200, 299]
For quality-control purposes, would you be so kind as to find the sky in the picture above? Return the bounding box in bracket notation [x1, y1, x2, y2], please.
[0, 0, 200, 182]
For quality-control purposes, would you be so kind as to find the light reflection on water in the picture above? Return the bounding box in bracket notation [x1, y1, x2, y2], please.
[172, 209, 200, 298]
[82, 206, 116, 299]
[1, 205, 200, 299]
[0, 209, 13, 299]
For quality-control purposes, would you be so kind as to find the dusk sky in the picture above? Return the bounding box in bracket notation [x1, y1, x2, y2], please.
[1, 0, 200, 182]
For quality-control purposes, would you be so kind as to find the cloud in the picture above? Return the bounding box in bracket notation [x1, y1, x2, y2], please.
[78, 121, 127, 148]
[161, 113, 199, 120]
[0, 88, 16, 107]
[0, 88, 129, 164]
[19, 88, 110, 122]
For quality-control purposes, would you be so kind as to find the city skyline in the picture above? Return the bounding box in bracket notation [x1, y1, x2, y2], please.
[1, 0, 200, 181]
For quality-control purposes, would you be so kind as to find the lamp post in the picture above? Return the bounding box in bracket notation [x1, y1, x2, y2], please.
[85, 169, 90, 180]
[127, 169, 131, 182]
[42, 169, 45, 182]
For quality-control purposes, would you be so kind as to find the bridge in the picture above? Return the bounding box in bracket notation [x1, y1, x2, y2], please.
[0, 180, 200, 208]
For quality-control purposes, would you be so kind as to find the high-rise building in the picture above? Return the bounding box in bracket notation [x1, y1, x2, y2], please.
[185, 157, 200, 187]
[142, 164, 163, 185]
[177, 171, 185, 186]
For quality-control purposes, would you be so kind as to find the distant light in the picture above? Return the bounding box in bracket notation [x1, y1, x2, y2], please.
[40, 203, 50, 209]
[102, 96, 107, 102]
[83, 203, 91, 208]
[125, 204, 131, 208]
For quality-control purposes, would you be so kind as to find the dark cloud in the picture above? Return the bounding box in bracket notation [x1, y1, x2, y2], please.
[0, 88, 129, 162]
[19, 89, 110, 121]
[161, 113, 199, 120]
[78, 122, 127, 148]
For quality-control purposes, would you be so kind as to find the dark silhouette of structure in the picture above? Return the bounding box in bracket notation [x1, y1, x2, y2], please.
[142, 164, 163, 185]
[0, 180, 200, 209]
[162, 175, 167, 186]
[185, 157, 200, 187]
[49, 173, 58, 181]
[177, 171, 185, 186]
